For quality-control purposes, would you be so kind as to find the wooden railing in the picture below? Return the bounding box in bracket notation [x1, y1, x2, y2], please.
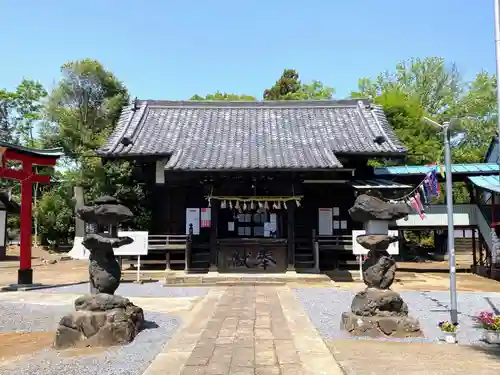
[148, 234, 188, 250]
[120, 234, 188, 271]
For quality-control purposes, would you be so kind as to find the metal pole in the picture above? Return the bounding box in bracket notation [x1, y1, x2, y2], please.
[444, 122, 458, 323]
[494, 0, 500, 147]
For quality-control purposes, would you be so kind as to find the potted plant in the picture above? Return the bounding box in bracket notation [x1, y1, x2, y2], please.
[438, 321, 458, 343]
[475, 311, 500, 344]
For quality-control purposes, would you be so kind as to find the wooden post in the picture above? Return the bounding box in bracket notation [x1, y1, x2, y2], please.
[165, 251, 171, 272]
[312, 229, 319, 273]
[472, 228, 477, 269]
[185, 223, 193, 273]
[287, 200, 296, 271]
[209, 199, 219, 272]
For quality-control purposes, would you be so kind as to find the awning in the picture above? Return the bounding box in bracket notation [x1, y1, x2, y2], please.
[374, 163, 500, 177]
[348, 179, 412, 190]
[468, 175, 500, 194]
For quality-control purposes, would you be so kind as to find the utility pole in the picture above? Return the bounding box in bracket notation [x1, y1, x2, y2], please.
[424, 118, 459, 324]
[443, 122, 458, 323]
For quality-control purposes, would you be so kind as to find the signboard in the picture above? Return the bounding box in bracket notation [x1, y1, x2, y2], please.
[0, 211, 6, 247]
[186, 208, 200, 235]
[352, 230, 399, 255]
[114, 231, 149, 256]
[318, 208, 333, 235]
[201, 207, 211, 228]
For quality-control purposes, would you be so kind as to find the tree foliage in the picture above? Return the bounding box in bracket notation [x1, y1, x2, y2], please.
[42, 59, 129, 159]
[263, 69, 334, 100]
[190, 92, 256, 101]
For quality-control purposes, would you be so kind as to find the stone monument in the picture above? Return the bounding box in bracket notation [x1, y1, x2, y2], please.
[341, 192, 423, 338]
[54, 196, 145, 349]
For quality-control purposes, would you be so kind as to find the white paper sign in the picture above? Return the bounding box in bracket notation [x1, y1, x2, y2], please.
[114, 231, 149, 256]
[186, 208, 200, 235]
[201, 207, 211, 228]
[0, 210, 5, 246]
[340, 220, 347, 230]
[333, 220, 340, 230]
[352, 230, 399, 255]
[318, 208, 333, 235]
[228, 222, 235, 231]
[333, 207, 340, 216]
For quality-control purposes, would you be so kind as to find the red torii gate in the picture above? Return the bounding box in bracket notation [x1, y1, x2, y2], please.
[0, 141, 64, 285]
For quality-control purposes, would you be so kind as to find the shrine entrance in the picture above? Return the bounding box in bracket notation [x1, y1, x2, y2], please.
[0, 141, 63, 285]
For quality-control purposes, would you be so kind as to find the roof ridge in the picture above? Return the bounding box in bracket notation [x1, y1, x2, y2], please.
[136, 99, 371, 109]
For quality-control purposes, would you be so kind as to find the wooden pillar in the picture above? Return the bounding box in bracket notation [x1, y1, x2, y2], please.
[209, 199, 219, 272]
[472, 228, 477, 268]
[185, 223, 193, 272]
[287, 200, 296, 271]
[19, 161, 33, 285]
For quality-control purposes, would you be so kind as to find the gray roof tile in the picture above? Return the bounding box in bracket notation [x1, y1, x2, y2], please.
[99, 99, 406, 170]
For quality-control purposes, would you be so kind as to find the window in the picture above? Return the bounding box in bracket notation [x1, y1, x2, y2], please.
[236, 211, 268, 237]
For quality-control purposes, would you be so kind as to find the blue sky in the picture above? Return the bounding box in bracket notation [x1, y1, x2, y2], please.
[1, 0, 496, 99]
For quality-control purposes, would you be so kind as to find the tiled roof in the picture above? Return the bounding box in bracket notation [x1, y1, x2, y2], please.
[98, 99, 406, 171]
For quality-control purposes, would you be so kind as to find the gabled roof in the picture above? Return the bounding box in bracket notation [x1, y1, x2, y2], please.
[98, 99, 406, 171]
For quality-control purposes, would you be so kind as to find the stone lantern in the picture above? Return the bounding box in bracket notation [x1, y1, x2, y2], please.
[341, 192, 423, 338]
[54, 196, 145, 349]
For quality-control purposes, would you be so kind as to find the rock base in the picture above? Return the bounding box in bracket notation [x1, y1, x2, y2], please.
[341, 312, 423, 338]
[54, 294, 145, 349]
[351, 288, 408, 317]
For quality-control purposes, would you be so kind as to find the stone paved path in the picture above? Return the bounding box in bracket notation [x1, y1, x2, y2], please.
[143, 286, 344, 375]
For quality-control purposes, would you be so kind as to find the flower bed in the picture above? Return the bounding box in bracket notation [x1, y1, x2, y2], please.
[475, 311, 500, 344]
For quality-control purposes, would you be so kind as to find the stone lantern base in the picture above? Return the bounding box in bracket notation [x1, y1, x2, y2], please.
[340, 288, 422, 338]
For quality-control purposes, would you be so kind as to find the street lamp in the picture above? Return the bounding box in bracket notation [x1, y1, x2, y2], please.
[423, 117, 466, 324]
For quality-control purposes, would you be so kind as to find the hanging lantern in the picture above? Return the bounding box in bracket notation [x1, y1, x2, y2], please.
[250, 201, 255, 210]
[258, 201, 264, 209]
[264, 201, 269, 210]
[221, 200, 227, 209]
[243, 202, 247, 211]
[208, 199, 211, 207]
[272, 202, 278, 209]
[283, 201, 287, 210]
[229, 201, 233, 209]
[295, 200, 301, 207]
[235, 200, 240, 210]
[277, 201, 281, 209]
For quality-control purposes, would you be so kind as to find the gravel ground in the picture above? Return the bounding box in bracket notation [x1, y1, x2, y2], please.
[0, 302, 179, 375]
[36, 281, 209, 298]
[293, 288, 500, 345]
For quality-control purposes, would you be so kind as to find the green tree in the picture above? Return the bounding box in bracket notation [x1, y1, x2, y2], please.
[14, 79, 48, 146]
[35, 180, 75, 248]
[263, 69, 334, 100]
[190, 92, 256, 100]
[352, 57, 461, 117]
[0, 89, 20, 143]
[42, 58, 129, 159]
[40, 58, 150, 231]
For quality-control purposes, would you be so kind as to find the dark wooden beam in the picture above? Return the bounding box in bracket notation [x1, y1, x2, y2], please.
[209, 198, 220, 271]
[287, 199, 296, 271]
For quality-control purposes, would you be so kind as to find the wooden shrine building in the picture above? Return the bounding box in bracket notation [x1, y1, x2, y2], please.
[98, 99, 407, 273]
